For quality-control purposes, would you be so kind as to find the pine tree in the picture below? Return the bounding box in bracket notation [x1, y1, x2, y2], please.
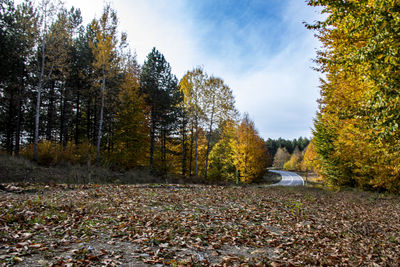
[0, 0, 37, 155]
[140, 47, 180, 173]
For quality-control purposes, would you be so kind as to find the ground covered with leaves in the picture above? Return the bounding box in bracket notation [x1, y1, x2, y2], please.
[1, 183, 399, 266]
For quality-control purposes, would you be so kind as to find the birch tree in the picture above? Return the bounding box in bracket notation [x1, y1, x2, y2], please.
[33, 0, 58, 162]
[90, 4, 121, 163]
[179, 68, 207, 177]
[203, 77, 236, 179]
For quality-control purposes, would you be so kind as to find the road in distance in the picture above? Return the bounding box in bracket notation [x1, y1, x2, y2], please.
[269, 170, 304, 186]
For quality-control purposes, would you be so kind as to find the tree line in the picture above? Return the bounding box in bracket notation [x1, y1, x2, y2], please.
[306, 0, 400, 193]
[0, 0, 270, 183]
[265, 137, 310, 159]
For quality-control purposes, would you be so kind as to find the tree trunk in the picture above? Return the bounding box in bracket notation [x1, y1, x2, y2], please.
[149, 113, 156, 170]
[188, 123, 194, 176]
[14, 81, 23, 156]
[46, 80, 55, 141]
[93, 91, 98, 145]
[194, 118, 199, 177]
[162, 128, 167, 176]
[181, 115, 186, 176]
[59, 85, 65, 145]
[6, 91, 15, 155]
[86, 95, 91, 142]
[204, 110, 214, 180]
[96, 68, 105, 163]
[61, 83, 69, 148]
[75, 89, 80, 145]
[34, 39, 46, 162]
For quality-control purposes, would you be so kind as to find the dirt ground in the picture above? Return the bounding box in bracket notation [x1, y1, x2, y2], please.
[1, 183, 399, 266]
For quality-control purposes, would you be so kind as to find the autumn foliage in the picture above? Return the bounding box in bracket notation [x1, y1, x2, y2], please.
[1, 183, 399, 265]
[0, 1, 270, 183]
[307, 0, 400, 193]
[235, 114, 269, 183]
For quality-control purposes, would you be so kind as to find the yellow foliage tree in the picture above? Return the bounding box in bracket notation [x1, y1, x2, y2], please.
[302, 140, 321, 173]
[235, 114, 269, 183]
[111, 56, 149, 169]
[283, 147, 302, 171]
[208, 120, 238, 182]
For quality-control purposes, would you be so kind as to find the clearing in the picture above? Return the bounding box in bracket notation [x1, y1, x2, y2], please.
[1, 183, 399, 266]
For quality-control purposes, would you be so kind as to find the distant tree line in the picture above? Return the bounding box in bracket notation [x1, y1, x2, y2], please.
[269, 138, 310, 171]
[265, 137, 310, 160]
[0, 0, 270, 183]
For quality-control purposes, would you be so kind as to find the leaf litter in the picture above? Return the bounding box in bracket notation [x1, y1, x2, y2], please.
[0, 183, 399, 266]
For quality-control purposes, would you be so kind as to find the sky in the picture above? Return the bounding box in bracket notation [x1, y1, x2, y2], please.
[22, 0, 323, 140]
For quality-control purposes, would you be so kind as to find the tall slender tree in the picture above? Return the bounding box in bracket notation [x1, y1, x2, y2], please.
[179, 68, 207, 176]
[90, 4, 121, 163]
[203, 76, 236, 179]
[0, 0, 37, 155]
[140, 47, 180, 172]
[33, 0, 58, 161]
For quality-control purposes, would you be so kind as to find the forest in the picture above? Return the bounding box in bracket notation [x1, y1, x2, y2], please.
[306, 0, 400, 193]
[2, 0, 399, 194]
[0, 0, 278, 183]
[1, 1, 400, 265]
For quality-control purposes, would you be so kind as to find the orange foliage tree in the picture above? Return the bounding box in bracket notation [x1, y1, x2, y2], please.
[235, 114, 269, 183]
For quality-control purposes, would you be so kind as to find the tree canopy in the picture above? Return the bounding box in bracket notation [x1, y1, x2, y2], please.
[0, 0, 272, 184]
[307, 0, 400, 192]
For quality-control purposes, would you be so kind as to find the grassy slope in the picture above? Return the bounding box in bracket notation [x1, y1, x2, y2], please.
[1, 183, 399, 266]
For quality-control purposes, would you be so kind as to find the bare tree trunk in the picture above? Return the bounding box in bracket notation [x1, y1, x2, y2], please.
[59, 84, 65, 145]
[86, 96, 91, 141]
[34, 39, 46, 162]
[194, 118, 199, 177]
[96, 67, 105, 163]
[46, 80, 55, 141]
[181, 115, 186, 176]
[162, 128, 167, 176]
[6, 92, 15, 155]
[61, 83, 69, 148]
[15, 76, 25, 156]
[149, 114, 156, 170]
[204, 111, 214, 180]
[15, 88, 22, 156]
[75, 89, 80, 145]
[188, 123, 194, 176]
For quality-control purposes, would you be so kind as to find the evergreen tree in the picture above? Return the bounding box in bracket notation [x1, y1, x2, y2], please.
[0, 0, 37, 155]
[140, 47, 180, 173]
